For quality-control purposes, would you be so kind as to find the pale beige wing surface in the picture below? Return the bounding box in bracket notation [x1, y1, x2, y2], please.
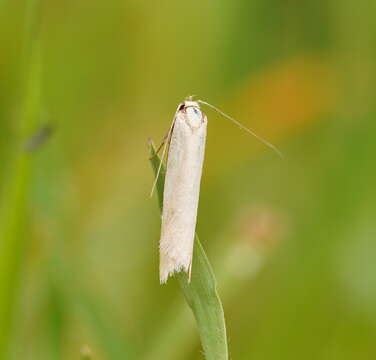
[160, 106, 207, 283]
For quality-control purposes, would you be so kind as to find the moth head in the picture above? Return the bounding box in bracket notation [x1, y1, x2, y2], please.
[178, 100, 205, 128]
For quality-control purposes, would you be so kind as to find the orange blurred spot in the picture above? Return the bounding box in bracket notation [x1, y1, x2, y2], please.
[235, 56, 337, 138]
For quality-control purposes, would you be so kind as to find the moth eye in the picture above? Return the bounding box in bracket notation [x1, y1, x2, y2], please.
[193, 107, 201, 116]
[178, 103, 185, 111]
[186, 106, 203, 127]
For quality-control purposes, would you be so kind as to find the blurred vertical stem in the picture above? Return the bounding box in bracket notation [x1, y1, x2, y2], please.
[0, 0, 42, 357]
[47, 257, 133, 360]
[149, 143, 228, 360]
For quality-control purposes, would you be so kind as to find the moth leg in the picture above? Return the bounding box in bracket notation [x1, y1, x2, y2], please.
[188, 261, 192, 283]
[150, 106, 179, 197]
[150, 132, 169, 159]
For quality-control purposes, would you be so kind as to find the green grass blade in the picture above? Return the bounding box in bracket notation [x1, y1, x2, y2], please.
[47, 257, 133, 360]
[149, 142, 228, 360]
[0, 0, 42, 357]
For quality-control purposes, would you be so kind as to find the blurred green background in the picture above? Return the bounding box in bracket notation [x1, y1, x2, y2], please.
[0, 0, 375, 359]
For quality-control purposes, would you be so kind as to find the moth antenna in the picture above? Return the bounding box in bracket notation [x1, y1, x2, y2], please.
[150, 106, 179, 197]
[186, 94, 196, 101]
[198, 100, 283, 159]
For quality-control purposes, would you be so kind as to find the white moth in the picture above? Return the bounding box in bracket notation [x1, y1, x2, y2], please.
[153, 97, 282, 284]
[158, 100, 206, 284]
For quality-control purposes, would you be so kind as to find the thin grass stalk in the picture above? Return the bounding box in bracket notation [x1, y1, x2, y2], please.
[0, 0, 42, 357]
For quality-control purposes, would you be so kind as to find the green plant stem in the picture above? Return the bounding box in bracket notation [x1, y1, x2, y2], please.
[0, 0, 41, 357]
[149, 142, 228, 360]
[46, 256, 132, 360]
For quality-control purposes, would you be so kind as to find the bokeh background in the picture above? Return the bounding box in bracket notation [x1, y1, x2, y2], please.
[0, 1, 375, 359]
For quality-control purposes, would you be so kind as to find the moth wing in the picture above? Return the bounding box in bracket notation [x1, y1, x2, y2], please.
[159, 111, 207, 283]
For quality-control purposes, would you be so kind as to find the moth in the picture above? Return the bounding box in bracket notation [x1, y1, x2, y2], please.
[153, 97, 281, 284]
